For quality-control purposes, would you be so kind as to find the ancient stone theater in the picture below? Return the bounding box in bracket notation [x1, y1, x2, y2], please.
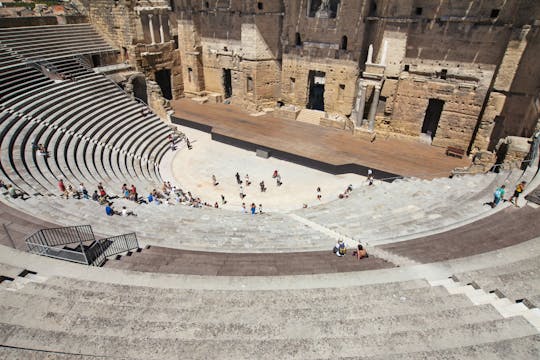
[0, 0, 539, 358]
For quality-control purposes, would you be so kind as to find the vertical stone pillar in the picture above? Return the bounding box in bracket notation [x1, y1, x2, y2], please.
[366, 44, 373, 64]
[354, 82, 368, 127]
[368, 85, 381, 131]
[148, 14, 156, 45]
[380, 40, 388, 66]
[159, 14, 165, 44]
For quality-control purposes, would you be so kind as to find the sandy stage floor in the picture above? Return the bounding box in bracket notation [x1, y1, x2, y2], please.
[169, 126, 367, 212]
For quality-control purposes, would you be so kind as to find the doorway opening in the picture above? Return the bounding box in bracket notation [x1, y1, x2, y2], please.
[223, 68, 232, 98]
[91, 54, 101, 67]
[307, 70, 325, 111]
[132, 75, 148, 104]
[155, 69, 172, 100]
[421, 99, 444, 138]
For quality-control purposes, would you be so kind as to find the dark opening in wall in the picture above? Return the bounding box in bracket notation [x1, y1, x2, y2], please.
[441, 69, 447, 80]
[340, 35, 348, 50]
[295, 32, 302, 46]
[421, 99, 445, 138]
[307, 70, 325, 111]
[404, 64, 410, 72]
[155, 69, 173, 100]
[205, 2, 209, 8]
[247, 76, 254, 92]
[170, 0, 175, 12]
[369, 2, 377, 16]
[91, 54, 101, 67]
[257, 2, 263, 10]
[415, 7, 423, 16]
[132, 75, 148, 104]
[223, 69, 232, 98]
[187, 67, 193, 83]
[173, 35, 179, 49]
[490, 9, 500, 18]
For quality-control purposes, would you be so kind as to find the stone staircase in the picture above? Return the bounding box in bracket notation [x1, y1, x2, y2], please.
[295, 109, 325, 125]
[0, 263, 539, 359]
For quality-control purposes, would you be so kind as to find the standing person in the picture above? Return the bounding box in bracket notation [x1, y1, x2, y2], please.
[259, 181, 266, 192]
[221, 194, 226, 204]
[241, 202, 247, 213]
[272, 170, 278, 178]
[276, 174, 282, 186]
[212, 174, 218, 186]
[239, 184, 245, 199]
[235, 172, 242, 184]
[491, 185, 506, 208]
[258, 204, 263, 214]
[367, 174, 374, 186]
[79, 183, 89, 199]
[58, 179, 65, 194]
[250, 203, 256, 215]
[316, 187, 322, 200]
[186, 138, 192, 150]
[508, 181, 526, 207]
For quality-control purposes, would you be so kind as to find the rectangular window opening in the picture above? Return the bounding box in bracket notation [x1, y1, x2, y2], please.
[247, 76, 254, 92]
[415, 7, 423, 16]
[490, 9, 500, 18]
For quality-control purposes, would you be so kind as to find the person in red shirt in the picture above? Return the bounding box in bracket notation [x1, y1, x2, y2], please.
[58, 179, 65, 193]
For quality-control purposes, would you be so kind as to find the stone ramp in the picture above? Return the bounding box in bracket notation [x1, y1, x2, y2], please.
[378, 205, 540, 263]
[103, 245, 394, 276]
[0, 201, 59, 250]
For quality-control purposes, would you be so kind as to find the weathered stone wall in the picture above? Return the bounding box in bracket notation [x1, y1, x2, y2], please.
[281, 56, 358, 115]
[175, 0, 283, 110]
[165, 0, 540, 156]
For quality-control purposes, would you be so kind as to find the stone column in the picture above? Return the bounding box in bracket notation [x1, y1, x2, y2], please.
[368, 85, 381, 131]
[159, 14, 165, 44]
[148, 14, 156, 45]
[366, 44, 373, 64]
[354, 82, 368, 127]
[380, 40, 388, 66]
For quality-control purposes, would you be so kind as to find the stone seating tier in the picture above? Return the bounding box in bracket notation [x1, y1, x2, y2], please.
[0, 24, 116, 62]
[0, 271, 539, 359]
[0, 58, 171, 196]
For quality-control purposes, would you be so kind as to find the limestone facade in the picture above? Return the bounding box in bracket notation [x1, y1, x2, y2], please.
[77, 0, 540, 158]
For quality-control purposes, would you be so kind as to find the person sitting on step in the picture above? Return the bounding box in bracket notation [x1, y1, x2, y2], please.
[353, 243, 368, 260]
[7, 184, 30, 200]
[333, 239, 346, 257]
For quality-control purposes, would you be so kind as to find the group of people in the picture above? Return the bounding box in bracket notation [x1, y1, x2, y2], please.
[488, 181, 527, 208]
[31, 141, 49, 157]
[333, 239, 368, 260]
[168, 133, 192, 151]
[1, 180, 30, 200]
[241, 202, 263, 215]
